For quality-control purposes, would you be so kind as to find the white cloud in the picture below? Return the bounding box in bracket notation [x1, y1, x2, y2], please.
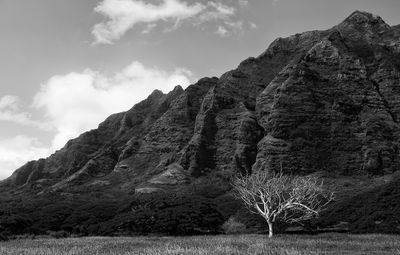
[0, 95, 19, 111]
[215, 26, 229, 37]
[0, 62, 192, 180]
[93, 0, 205, 44]
[195, 2, 235, 24]
[92, 0, 240, 44]
[226, 20, 243, 30]
[215, 21, 243, 37]
[0, 135, 50, 180]
[207, 2, 235, 16]
[0, 95, 51, 130]
[33, 61, 192, 150]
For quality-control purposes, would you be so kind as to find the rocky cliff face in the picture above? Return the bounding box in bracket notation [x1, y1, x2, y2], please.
[2, 11, 400, 195]
[256, 11, 400, 175]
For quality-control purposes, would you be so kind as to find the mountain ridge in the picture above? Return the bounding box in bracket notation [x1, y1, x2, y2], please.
[2, 10, 400, 194]
[2, 10, 400, 235]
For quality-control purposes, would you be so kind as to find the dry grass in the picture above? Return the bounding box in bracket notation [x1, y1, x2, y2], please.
[0, 234, 400, 255]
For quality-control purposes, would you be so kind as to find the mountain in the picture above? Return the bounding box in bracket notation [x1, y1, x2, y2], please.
[1, 11, 400, 235]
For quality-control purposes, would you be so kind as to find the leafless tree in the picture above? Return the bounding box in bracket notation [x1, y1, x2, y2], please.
[233, 170, 334, 238]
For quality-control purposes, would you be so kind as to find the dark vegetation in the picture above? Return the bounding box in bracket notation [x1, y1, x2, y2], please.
[317, 176, 400, 233]
[0, 232, 8, 241]
[2, 176, 400, 238]
[0, 184, 240, 238]
[1, 12, 400, 239]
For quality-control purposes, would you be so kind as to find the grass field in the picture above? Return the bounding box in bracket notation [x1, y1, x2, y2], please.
[0, 234, 399, 255]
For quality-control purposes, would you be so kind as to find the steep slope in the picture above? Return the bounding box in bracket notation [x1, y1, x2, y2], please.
[2, 11, 400, 195]
[255, 11, 400, 175]
[1, 87, 186, 191]
[0, 11, 400, 234]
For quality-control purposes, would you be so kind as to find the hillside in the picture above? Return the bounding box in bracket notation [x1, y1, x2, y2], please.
[1, 11, 400, 236]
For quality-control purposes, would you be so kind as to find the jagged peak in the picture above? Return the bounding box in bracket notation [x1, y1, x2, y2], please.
[171, 85, 184, 93]
[259, 11, 391, 60]
[346, 10, 381, 21]
[149, 89, 164, 98]
[259, 30, 324, 59]
[340, 10, 389, 28]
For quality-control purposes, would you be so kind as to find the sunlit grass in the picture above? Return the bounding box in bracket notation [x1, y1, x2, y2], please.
[1, 234, 399, 255]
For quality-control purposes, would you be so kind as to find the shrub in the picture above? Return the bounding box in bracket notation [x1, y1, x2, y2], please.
[317, 177, 400, 233]
[101, 192, 225, 235]
[221, 217, 247, 234]
[213, 193, 242, 220]
[61, 199, 119, 235]
[134, 194, 224, 235]
[152, 196, 224, 235]
[0, 232, 8, 241]
[0, 213, 33, 235]
[48, 230, 69, 239]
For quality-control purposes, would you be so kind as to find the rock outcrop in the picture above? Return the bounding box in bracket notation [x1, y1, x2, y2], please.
[2, 11, 400, 195]
[255, 11, 400, 175]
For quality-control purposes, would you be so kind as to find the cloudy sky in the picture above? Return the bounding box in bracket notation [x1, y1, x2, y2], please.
[1, 0, 400, 180]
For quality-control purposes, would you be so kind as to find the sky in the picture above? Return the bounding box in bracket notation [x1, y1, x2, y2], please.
[0, 0, 400, 180]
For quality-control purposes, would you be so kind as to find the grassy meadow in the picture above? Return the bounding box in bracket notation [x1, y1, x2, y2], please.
[1, 234, 400, 255]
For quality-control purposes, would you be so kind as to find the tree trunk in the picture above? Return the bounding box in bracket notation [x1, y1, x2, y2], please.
[267, 221, 273, 238]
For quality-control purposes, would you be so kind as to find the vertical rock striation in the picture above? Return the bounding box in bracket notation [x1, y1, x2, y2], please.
[2, 11, 400, 194]
[255, 11, 400, 175]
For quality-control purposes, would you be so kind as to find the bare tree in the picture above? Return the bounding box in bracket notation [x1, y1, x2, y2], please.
[233, 170, 334, 238]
